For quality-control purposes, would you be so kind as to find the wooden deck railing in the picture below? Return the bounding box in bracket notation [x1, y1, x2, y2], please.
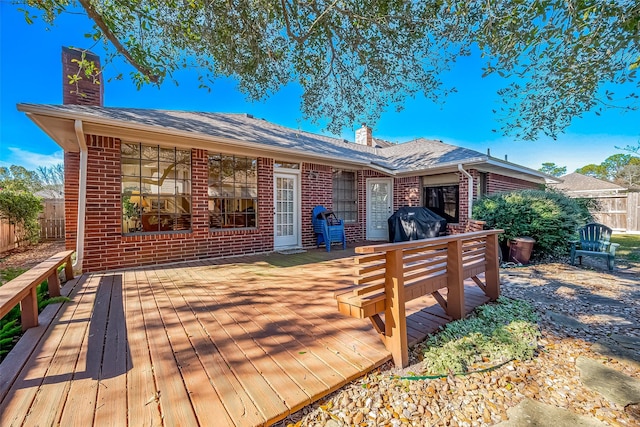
[0, 251, 74, 331]
[335, 229, 503, 367]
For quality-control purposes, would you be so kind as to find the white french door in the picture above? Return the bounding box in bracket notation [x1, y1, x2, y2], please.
[273, 172, 300, 248]
[366, 178, 393, 240]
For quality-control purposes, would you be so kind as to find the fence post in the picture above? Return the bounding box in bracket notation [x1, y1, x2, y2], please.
[484, 233, 501, 300]
[384, 247, 408, 367]
[446, 238, 465, 320]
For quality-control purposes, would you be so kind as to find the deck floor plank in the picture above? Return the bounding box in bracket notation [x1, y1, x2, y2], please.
[189, 262, 376, 378]
[137, 269, 200, 427]
[151, 267, 237, 427]
[94, 272, 130, 426]
[173, 266, 288, 424]
[0, 273, 100, 426]
[58, 273, 112, 427]
[0, 248, 496, 427]
[183, 281, 302, 421]
[165, 266, 264, 427]
[25, 274, 104, 427]
[124, 269, 163, 427]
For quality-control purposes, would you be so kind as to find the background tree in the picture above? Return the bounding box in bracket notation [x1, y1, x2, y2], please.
[616, 163, 640, 189]
[15, 0, 640, 139]
[575, 164, 608, 180]
[538, 162, 567, 177]
[575, 154, 640, 181]
[0, 165, 42, 193]
[36, 164, 65, 197]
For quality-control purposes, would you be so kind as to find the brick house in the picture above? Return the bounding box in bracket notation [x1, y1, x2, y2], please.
[18, 49, 548, 273]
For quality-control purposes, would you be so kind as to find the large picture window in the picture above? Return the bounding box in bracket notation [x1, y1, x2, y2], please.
[121, 143, 192, 233]
[424, 185, 459, 223]
[332, 170, 357, 222]
[208, 154, 257, 229]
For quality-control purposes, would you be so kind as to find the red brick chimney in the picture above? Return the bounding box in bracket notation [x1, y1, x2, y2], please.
[62, 47, 103, 106]
[355, 123, 373, 146]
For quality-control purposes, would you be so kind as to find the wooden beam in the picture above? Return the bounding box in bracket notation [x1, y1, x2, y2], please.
[446, 239, 465, 320]
[369, 314, 386, 335]
[384, 248, 408, 367]
[20, 287, 39, 331]
[484, 233, 501, 300]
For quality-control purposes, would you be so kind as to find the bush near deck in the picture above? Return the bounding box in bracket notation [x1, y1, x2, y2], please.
[473, 189, 592, 260]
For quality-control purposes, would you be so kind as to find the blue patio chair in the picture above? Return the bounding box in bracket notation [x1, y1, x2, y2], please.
[312, 205, 346, 252]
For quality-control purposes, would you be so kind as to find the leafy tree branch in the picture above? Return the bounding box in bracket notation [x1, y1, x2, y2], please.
[14, 0, 640, 139]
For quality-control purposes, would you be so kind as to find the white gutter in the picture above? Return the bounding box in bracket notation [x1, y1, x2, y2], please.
[73, 120, 88, 273]
[458, 164, 474, 219]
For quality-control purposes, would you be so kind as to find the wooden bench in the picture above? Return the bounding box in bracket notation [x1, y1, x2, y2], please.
[0, 250, 74, 331]
[335, 230, 502, 367]
[570, 223, 619, 271]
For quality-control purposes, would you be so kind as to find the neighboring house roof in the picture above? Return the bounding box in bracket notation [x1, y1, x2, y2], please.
[34, 189, 64, 199]
[551, 172, 627, 196]
[18, 103, 552, 183]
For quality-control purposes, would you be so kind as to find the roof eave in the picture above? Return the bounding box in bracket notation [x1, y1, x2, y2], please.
[18, 103, 396, 172]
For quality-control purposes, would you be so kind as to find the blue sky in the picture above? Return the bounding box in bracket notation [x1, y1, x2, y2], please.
[1, 3, 639, 173]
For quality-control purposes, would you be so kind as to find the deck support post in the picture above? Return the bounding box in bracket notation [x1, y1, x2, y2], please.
[446, 238, 465, 320]
[20, 287, 39, 331]
[64, 256, 75, 281]
[384, 248, 408, 368]
[484, 233, 501, 300]
[47, 270, 61, 298]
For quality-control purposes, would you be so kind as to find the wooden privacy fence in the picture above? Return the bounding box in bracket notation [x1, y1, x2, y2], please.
[38, 199, 65, 241]
[590, 192, 640, 232]
[0, 220, 19, 254]
[38, 218, 65, 241]
[336, 229, 503, 367]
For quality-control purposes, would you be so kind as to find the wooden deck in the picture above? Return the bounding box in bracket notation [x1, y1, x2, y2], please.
[0, 248, 489, 426]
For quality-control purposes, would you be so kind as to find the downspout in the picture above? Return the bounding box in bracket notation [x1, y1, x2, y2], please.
[73, 120, 88, 272]
[458, 164, 473, 219]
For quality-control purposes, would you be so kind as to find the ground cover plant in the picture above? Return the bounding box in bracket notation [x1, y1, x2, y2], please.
[611, 233, 640, 263]
[0, 266, 69, 361]
[473, 189, 592, 260]
[417, 297, 540, 375]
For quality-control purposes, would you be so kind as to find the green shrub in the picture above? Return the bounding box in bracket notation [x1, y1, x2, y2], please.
[0, 189, 43, 244]
[472, 189, 592, 259]
[420, 297, 540, 375]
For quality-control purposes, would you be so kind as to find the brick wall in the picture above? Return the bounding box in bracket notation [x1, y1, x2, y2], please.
[393, 176, 421, 210]
[486, 173, 541, 193]
[73, 136, 276, 272]
[301, 163, 332, 247]
[67, 136, 543, 271]
[64, 151, 80, 250]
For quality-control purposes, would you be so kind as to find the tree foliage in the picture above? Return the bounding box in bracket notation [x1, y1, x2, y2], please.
[0, 165, 42, 193]
[15, 0, 640, 139]
[576, 153, 640, 182]
[36, 164, 65, 197]
[538, 162, 567, 177]
[0, 190, 43, 244]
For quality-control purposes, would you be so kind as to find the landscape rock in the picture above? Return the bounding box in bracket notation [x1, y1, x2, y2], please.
[493, 398, 607, 427]
[576, 356, 640, 406]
